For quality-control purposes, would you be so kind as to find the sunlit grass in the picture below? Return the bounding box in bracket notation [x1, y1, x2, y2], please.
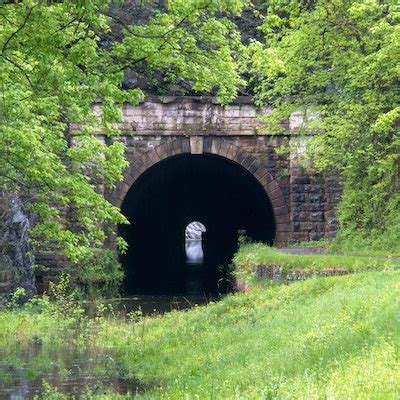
[99, 270, 400, 399]
[1, 270, 399, 399]
[233, 242, 399, 283]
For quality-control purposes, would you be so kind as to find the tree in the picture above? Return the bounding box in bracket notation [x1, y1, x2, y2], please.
[249, 0, 399, 252]
[0, 0, 247, 262]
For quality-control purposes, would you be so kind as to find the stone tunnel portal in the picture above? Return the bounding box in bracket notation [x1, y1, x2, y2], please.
[119, 153, 276, 295]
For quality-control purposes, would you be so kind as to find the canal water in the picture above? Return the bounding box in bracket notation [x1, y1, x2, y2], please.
[0, 346, 144, 399]
[0, 294, 216, 399]
[86, 293, 217, 316]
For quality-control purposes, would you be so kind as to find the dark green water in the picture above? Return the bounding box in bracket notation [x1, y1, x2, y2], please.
[85, 293, 216, 316]
[0, 295, 215, 399]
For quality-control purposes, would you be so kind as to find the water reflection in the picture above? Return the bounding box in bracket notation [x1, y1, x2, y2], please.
[85, 294, 217, 317]
[185, 239, 204, 264]
[0, 295, 216, 399]
[0, 346, 146, 399]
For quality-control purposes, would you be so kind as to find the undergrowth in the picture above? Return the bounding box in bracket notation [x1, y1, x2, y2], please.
[1, 270, 399, 398]
[98, 270, 400, 399]
[233, 242, 399, 284]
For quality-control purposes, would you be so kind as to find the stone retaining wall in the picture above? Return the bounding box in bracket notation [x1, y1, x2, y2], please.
[33, 96, 341, 291]
[102, 97, 341, 244]
[0, 191, 36, 304]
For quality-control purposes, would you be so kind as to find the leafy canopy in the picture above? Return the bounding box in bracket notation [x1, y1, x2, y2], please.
[0, 0, 247, 261]
[1, 0, 398, 261]
[249, 0, 399, 252]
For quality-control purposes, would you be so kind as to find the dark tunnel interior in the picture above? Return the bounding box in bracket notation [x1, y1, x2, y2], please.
[119, 153, 276, 295]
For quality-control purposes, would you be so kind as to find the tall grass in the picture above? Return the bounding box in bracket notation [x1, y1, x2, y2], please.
[99, 270, 400, 399]
[1, 270, 399, 399]
[233, 242, 399, 283]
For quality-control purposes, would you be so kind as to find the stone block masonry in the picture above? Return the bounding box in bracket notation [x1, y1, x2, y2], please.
[102, 96, 340, 245]
[0, 191, 36, 304]
[33, 96, 341, 290]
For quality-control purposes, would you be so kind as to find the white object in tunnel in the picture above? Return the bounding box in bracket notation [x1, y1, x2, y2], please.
[185, 221, 206, 264]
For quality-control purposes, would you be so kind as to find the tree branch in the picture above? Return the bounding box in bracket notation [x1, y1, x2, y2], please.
[2, 55, 34, 88]
[52, 17, 79, 34]
[102, 11, 189, 39]
[1, 6, 34, 55]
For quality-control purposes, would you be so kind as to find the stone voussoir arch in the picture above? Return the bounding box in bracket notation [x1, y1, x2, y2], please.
[110, 137, 290, 245]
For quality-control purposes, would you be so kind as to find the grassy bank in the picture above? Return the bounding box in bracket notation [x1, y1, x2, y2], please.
[100, 270, 400, 399]
[233, 242, 399, 284]
[1, 270, 399, 398]
[284, 236, 400, 258]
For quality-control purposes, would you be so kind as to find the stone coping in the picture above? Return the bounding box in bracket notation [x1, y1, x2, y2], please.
[93, 95, 255, 105]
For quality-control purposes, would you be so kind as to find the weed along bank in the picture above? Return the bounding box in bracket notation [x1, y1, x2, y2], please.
[1, 0, 399, 398]
[26, 97, 340, 297]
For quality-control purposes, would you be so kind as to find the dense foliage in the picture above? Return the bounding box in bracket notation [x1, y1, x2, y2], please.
[0, 0, 247, 262]
[1, 271, 399, 397]
[1, 0, 398, 266]
[249, 0, 399, 252]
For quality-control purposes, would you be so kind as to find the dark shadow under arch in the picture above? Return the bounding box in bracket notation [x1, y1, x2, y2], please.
[119, 153, 276, 295]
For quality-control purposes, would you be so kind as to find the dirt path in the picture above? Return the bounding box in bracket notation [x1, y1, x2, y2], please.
[278, 247, 400, 260]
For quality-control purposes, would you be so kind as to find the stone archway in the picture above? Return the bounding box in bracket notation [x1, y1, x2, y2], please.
[109, 137, 290, 245]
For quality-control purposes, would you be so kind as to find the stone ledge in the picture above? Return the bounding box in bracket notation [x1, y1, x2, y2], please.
[255, 264, 349, 283]
[143, 95, 255, 105]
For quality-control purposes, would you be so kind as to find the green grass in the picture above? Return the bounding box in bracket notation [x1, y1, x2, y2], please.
[1, 270, 399, 399]
[283, 235, 400, 257]
[329, 234, 400, 257]
[286, 238, 330, 249]
[233, 242, 399, 283]
[97, 270, 400, 399]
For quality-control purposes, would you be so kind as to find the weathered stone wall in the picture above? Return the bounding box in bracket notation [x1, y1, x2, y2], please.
[32, 96, 341, 293]
[0, 191, 36, 305]
[103, 96, 340, 244]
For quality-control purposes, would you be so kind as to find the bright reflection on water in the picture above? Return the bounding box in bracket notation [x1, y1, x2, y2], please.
[185, 221, 206, 264]
[185, 239, 204, 264]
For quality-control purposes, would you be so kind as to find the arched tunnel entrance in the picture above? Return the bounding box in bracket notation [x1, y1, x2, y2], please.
[119, 153, 276, 295]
